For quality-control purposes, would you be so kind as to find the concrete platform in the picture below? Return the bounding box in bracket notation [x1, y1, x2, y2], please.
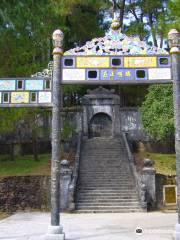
[0, 211, 177, 240]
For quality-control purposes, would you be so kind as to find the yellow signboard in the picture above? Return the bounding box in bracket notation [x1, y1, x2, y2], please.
[124, 57, 157, 68]
[77, 57, 110, 68]
[163, 185, 177, 205]
[11, 92, 29, 104]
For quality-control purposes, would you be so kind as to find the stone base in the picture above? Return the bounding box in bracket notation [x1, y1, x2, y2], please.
[44, 225, 65, 240]
[175, 223, 180, 240]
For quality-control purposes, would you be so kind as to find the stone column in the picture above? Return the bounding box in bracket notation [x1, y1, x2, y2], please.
[45, 29, 65, 240]
[60, 160, 72, 210]
[168, 29, 180, 240]
[142, 158, 156, 209]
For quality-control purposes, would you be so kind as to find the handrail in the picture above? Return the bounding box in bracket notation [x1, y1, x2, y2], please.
[68, 131, 82, 210]
[122, 132, 147, 211]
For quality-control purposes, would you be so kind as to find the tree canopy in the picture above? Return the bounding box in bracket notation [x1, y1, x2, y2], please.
[140, 84, 174, 140]
[0, 0, 179, 143]
[0, 0, 179, 78]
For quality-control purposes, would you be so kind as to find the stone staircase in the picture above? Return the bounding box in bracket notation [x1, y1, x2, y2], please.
[76, 136, 144, 213]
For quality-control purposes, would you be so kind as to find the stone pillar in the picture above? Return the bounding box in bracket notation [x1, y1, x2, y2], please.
[45, 29, 65, 240]
[142, 158, 156, 209]
[60, 160, 72, 210]
[168, 29, 180, 240]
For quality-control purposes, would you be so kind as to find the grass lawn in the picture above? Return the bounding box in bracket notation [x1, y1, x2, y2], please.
[0, 154, 51, 177]
[135, 151, 176, 175]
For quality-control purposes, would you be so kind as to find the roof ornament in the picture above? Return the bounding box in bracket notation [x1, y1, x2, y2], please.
[64, 1, 168, 56]
[31, 61, 53, 78]
[111, 0, 121, 31]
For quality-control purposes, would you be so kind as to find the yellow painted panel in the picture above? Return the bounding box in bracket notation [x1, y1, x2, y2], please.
[124, 57, 157, 68]
[11, 92, 29, 104]
[77, 57, 110, 68]
[164, 186, 176, 204]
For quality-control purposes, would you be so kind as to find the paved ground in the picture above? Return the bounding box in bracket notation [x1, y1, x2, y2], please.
[0, 212, 177, 240]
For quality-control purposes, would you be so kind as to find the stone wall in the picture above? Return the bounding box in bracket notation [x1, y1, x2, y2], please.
[0, 176, 50, 212]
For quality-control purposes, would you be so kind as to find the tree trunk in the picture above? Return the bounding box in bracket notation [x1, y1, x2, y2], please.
[160, 34, 164, 49]
[148, 13, 158, 47]
[119, 0, 126, 28]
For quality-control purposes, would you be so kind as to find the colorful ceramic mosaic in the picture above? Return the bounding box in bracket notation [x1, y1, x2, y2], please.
[39, 92, 52, 103]
[11, 92, 29, 104]
[124, 57, 157, 68]
[0, 80, 16, 91]
[77, 57, 110, 68]
[64, 28, 168, 56]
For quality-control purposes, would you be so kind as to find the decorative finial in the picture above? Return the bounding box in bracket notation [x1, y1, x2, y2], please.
[111, 0, 120, 30]
[111, 18, 120, 31]
[52, 29, 64, 55]
[168, 29, 179, 54]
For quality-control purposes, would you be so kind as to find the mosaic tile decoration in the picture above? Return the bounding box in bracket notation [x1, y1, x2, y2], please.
[124, 57, 157, 68]
[77, 57, 110, 68]
[25, 79, 44, 91]
[64, 28, 168, 56]
[0, 80, 16, 91]
[148, 68, 172, 80]
[11, 92, 29, 104]
[0, 78, 52, 106]
[62, 69, 86, 81]
[39, 91, 52, 103]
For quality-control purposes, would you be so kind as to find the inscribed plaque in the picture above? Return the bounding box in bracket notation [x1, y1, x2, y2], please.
[11, 92, 29, 104]
[39, 92, 52, 103]
[62, 69, 85, 81]
[25, 79, 44, 90]
[77, 57, 110, 68]
[0, 80, 16, 91]
[163, 185, 177, 205]
[101, 69, 135, 81]
[148, 68, 171, 80]
[124, 57, 157, 68]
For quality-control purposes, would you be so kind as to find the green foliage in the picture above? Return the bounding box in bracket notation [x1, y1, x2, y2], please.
[138, 150, 176, 175]
[61, 120, 75, 140]
[0, 154, 51, 176]
[140, 84, 174, 140]
[0, 0, 106, 77]
[0, 108, 26, 135]
[169, 0, 180, 31]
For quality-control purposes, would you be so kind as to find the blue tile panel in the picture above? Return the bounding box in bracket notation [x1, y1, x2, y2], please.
[0, 80, 16, 91]
[25, 79, 44, 90]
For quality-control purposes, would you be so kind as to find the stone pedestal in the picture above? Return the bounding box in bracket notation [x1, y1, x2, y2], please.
[142, 158, 156, 209]
[60, 160, 72, 210]
[44, 225, 65, 240]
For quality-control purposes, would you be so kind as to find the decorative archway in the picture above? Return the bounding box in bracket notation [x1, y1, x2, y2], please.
[89, 112, 112, 138]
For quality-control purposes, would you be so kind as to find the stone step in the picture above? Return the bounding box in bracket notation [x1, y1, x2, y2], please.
[76, 202, 140, 207]
[78, 185, 136, 189]
[75, 209, 143, 213]
[78, 181, 135, 188]
[78, 185, 135, 189]
[77, 195, 138, 202]
[76, 206, 142, 210]
[77, 191, 138, 194]
[79, 171, 130, 173]
[77, 191, 138, 195]
[77, 199, 139, 202]
[76, 136, 143, 213]
[79, 175, 131, 178]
